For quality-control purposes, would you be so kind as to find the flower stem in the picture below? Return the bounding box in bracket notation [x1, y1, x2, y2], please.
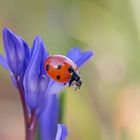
[26, 110, 37, 140]
[15, 76, 37, 140]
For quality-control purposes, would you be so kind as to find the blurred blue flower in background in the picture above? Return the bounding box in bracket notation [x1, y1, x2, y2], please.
[0, 27, 93, 140]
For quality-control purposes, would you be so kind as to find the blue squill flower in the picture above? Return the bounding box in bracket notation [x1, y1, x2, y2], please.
[0, 28, 93, 111]
[39, 94, 68, 140]
[0, 27, 93, 140]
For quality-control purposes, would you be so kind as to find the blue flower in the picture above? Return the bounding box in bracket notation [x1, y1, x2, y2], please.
[0, 28, 93, 140]
[0, 28, 93, 111]
[39, 94, 68, 140]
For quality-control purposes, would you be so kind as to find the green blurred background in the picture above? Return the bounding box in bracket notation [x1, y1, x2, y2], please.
[0, 0, 140, 140]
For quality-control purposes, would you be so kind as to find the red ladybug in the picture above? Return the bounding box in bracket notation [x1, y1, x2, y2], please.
[44, 55, 82, 90]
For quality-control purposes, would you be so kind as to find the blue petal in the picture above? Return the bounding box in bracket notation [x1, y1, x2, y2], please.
[76, 51, 93, 67]
[39, 39, 49, 75]
[66, 48, 81, 62]
[24, 36, 42, 93]
[23, 36, 49, 109]
[67, 48, 94, 67]
[0, 54, 18, 87]
[47, 79, 65, 94]
[0, 54, 9, 70]
[2, 28, 27, 76]
[24, 37, 43, 108]
[20, 37, 30, 67]
[30, 36, 49, 75]
[39, 94, 58, 140]
[55, 124, 68, 140]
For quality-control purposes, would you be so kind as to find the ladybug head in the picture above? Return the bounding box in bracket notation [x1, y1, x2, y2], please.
[69, 71, 82, 90]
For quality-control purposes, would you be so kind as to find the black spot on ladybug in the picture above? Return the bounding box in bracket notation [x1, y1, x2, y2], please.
[68, 67, 74, 73]
[46, 64, 50, 71]
[56, 75, 60, 80]
[57, 64, 61, 69]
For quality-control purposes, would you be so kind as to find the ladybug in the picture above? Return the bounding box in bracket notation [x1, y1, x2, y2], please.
[44, 55, 82, 90]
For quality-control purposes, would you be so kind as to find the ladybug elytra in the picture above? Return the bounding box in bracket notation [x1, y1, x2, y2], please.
[44, 55, 82, 90]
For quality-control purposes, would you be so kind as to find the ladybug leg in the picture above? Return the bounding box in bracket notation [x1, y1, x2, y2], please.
[69, 78, 73, 87]
[75, 80, 82, 90]
[75, 86, 78, 91]
[69, 77, 74, 87]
